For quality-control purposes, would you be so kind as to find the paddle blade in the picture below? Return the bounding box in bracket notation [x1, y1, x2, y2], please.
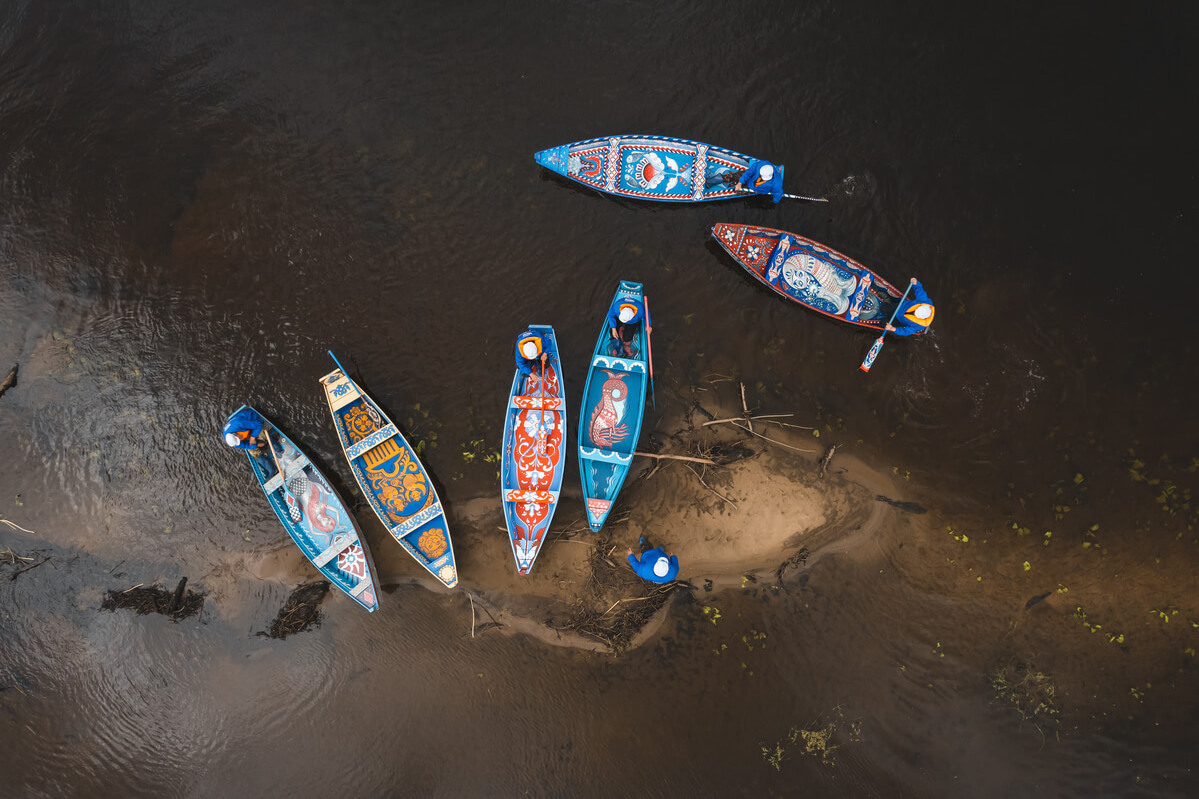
[859, 335, 886, 373]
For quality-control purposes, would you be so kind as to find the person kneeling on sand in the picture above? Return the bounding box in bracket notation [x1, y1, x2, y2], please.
[627, 535, 679, 583]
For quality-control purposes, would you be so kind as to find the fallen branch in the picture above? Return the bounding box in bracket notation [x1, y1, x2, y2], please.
[634, 451, 718, 466]
[0, 518, 36, 534]
[685, 464, 738, 508]
[468, 592, 476, 638]
[725, 420, 816, 454]
[740, 382, 754, 434]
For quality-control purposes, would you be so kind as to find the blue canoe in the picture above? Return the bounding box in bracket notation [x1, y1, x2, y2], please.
[578, 281, 650, 531]
[319, 353, 458, 588]
[228, 405, 381, 612]
[501, 325, 567, 574]
[712, 223, 907, 329]
[534, 134, 781, 202]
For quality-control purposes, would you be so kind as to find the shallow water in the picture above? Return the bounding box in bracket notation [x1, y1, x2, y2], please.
[2, 1, 1198, 796]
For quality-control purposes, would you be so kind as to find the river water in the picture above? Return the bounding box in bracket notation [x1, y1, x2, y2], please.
[2, 1, 1197, 796]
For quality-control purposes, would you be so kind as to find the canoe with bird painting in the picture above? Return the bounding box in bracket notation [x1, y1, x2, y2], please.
[578, 281, 650, 531]
[226, 404, 381, 612]
[319, 353, 458, 588]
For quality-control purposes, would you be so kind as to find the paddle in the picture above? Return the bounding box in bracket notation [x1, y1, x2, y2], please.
[859, 278, 916, 373]
[260, 425, 301, 515]
[643, 295, 656, 409]
[734, 187, 828, 203]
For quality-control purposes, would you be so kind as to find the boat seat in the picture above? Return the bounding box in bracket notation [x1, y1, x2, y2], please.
[312, 534, 358, 568]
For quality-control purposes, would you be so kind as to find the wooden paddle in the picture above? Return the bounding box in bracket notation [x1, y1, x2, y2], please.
[859, 278, 916, 373]
[643, 295, 656, 409]
[261, 425, 302, 515]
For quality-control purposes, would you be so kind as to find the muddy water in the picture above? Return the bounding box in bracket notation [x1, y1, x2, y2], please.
[2, 1, 1198, 796]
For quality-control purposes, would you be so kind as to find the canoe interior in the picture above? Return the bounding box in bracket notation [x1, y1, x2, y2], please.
[577, 281, 649, 532]
[237, 405, 380, 612]
[501, 325, 566, 575]
[319, 368, 458, 588]
[534, 134, 764, 202]
[712, 223, 904, 328]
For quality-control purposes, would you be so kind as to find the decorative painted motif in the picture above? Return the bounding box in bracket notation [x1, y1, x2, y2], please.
[417, 527, 448, 559]
[437, 564, 456, 585]
[390, 502, 442, 538]
[345, 424, 398, 460]
[366, 442, 429, 522]
[586, 497, 612, 522]
[588, 370, 631, 447]
[343, 404, 382, 443]
[337, 543, 367, 579]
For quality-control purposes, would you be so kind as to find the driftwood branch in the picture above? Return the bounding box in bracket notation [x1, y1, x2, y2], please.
[685, 464, 738, 508]
[740, 382, 753, 434]
[634, 451, 718, 465]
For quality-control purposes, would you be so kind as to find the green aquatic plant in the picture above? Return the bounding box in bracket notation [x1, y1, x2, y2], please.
[760, 708, 862, 769]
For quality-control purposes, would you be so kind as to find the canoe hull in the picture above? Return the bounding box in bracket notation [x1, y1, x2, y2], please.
[712, 223, 904, 328]
[234, 405, 380, 612]
[501, 325, 566, 575]
[578, 281, 649, 531]
[320, 365, 458, 588]
[534, 135, 768, 202]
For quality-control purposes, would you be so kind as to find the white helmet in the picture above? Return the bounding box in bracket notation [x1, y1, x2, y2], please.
[652, 557, 670, 578]
[224, 432, 241, 447]
[618, 306, 637, 323]
[521, 341, 540, 359]
[759, 165, 774, 181]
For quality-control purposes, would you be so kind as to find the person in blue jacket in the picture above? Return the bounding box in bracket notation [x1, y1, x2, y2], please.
[886, 279, 936, 337]
[736, 160, 784, 204]
[515, 329, 552, 377]
[222, 407, 267, 449]
[627, 536, 679, 583]
[605, 296, 650, 358]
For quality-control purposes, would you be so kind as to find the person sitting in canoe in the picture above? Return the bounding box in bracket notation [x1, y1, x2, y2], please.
[627, 535, 679, 583]
[736, 160, 784, 204]
[223, 407, 267, 450]
[515, 330, 551, 377]
[606, 296, 650, 359]
[886, 280, 936, 336]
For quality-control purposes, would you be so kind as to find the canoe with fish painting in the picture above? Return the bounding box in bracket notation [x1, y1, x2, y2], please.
[711, 223, 907, 328]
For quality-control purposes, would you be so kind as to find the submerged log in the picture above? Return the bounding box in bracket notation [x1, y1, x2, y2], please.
[0, 363, 16, 398]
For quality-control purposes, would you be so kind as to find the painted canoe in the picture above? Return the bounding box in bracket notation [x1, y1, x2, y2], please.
[578, 281, 650, 532]
[534, 134, 779, 202]
[230, 404, 380, 612]
[501, 325, 567, 575]
[712, 223, 905, 329]
[319, 354, 458, 588]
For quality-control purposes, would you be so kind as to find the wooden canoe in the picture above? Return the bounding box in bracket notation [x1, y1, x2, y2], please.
[534, 134, 779, 202]
[230, 404, 381, 612]
[712, 223, 905, 329]
[501, 325, 567, 575]
[578, 281, 650, 531]
[319, 354, 458, 588]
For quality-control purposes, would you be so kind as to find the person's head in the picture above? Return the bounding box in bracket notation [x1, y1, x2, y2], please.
[903, 302, 935, 329]
[759, 164, 774, 181]
[518, 334, 543, 359]
[617, 302, 638, 324]
[652, 556, 670, 578]
[224, 432, 241, 447]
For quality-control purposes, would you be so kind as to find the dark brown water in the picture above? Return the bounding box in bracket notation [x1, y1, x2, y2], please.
[2, 1, 1198, 796]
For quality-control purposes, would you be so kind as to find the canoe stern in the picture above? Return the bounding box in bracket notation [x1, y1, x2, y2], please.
[533, 145, 570, 177]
